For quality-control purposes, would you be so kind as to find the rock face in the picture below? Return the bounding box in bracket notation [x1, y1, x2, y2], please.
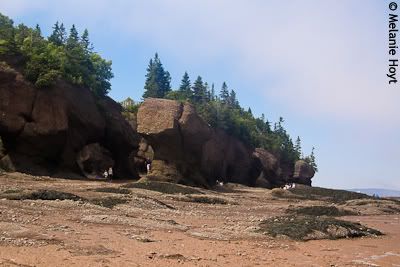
[0, 62, 140, 178]
[136, 98, 314, 188]
[252, 148, 279, 188]
[138, 99, 255, 186]
[0, 61, 315, 187]
[292, 160, 315, 186]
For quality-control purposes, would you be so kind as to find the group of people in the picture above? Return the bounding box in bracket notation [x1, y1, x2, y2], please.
[282, 183, 296, 190]
[103, 167, 113, 181]
[100, 158, 152, 182]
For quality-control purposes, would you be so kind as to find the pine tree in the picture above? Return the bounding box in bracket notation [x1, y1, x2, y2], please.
[228, 89, 238, 107]
[204, 82, 211, 102]
[48, 21, 61, 45]
[247, 107, 252, 115]
[65, 24, 87, 85]
[81, 29, 93, 53]
[220, 82, 229, 104]
[66, 24, 79, 50]
[210, 83, 215, 101]
[309, 147, 318, 172]
[59, 23, 66, 44]
[179, 72, 191, 91]
[143, 53, 171, 98]
[48, 22, 67, 46]
[34, 24, 42, 37]
[294, 136, 302, 159]
[192, 76, 206, 103]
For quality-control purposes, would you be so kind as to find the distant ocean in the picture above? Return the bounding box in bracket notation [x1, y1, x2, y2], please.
[349, 188, 400, 197]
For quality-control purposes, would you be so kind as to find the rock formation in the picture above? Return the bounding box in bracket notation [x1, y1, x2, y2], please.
[136, 98, 315, 188]
[0, 61, 315, 187]
[293, 159, 315, 186]
[0, 62, 140, 178]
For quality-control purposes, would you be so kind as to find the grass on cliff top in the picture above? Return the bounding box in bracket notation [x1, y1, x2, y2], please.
[123, 180, 202, 195]
[259, 215, 382, 241]
[271, 185, 372, 203]
[287, 206, 357, 216]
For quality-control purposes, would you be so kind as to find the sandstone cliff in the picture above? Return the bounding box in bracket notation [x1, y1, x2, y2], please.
[136, 98, 315, 187]
[0, 62, 315, 187]
[0, 62, 140, 178]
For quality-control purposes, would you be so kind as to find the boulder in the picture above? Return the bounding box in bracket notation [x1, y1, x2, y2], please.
[293, 160, 315, 186]
[76, 143, 114, 178]
[137, 98, 184, 160]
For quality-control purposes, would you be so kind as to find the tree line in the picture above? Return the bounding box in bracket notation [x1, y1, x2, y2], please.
[141, 53, 317, 171]
[0, 13, 113, 96]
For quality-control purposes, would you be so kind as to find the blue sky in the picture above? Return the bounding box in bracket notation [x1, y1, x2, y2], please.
[1, 0, 399, 190]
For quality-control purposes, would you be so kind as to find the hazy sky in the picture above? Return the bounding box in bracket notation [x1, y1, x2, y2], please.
[1, 0, 399, 190]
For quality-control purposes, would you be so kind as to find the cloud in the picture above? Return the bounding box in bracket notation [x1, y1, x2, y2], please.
[1, 0, 399, 125]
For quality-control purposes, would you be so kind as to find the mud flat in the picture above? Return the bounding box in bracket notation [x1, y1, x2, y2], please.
[0, 172, 399, 266]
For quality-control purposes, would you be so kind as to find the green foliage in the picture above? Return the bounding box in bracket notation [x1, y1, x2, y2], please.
[124, 102, 141, 114]
[143, 53, 171, 98]
[219, 82, 229, 103]
[192, 76, 207, 103]
[178, 71, 192, 99]
[304, 147, 318, 172]
[48, 21, 66, 46]
[0, 12, 113, 96]
[0, 13, 16, 54]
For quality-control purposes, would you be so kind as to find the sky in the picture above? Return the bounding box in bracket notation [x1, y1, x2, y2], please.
[1, 0, 399, 190]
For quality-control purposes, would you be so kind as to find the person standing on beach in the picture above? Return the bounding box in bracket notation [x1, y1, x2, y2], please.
[145, 159, 151, 174]
[108, 167, 113, 182]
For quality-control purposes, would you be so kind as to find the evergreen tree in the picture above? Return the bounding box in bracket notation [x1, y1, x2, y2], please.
[210, 83, 216, 101]
[204, 82, 211, 102]
[34, 24, 42, 37]
[294, 136, 302, 159]
[192, 76, 206, 103]
[178, 71, 192, 99]
[219, 82, 229, 104]
[65, 24, 87, 85]
[306, 147, 318, 172]
[48, 21, 64, 46]
[66, 24, 79, 50]
[228, 89, 238, 107]
[143, 53, 171, 98]
[80, 29, 92, 53]
[247, 107, 252, 115]
[59, 23, 66, 44]
[48, 22, 60, 44]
